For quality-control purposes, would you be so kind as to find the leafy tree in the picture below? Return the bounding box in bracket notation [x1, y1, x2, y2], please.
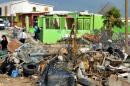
[103, 7, 123, 39]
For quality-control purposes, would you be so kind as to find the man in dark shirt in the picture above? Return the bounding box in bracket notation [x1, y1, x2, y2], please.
[1, 35, 8, 50]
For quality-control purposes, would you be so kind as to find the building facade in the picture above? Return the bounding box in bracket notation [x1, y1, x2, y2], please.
[0, 0, 53, 16]
[24, 11, 104, 44]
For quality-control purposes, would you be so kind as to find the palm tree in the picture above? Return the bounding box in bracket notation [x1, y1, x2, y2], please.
[103, 7, 123, 39]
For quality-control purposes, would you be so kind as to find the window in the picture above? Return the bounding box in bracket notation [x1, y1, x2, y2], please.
[84, 19, 90, 30]
[65, 18, 74, 29]
[33, 16, 38, 26]
[77, 19, 83, 30]
[76, 18, 91, 30]
[46, 18, 60, 29]
[44, 7, 49, 12]
[53, 18, 60, 29]
[32, 7, 36, 12]
[0, 7, 2, 16]
[46, 18, 49, 28]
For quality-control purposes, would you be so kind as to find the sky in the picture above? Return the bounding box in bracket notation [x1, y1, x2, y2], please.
[0, 0, 130, 17]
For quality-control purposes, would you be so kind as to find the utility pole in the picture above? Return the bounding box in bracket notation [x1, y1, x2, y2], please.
[125, 0, 128, 53]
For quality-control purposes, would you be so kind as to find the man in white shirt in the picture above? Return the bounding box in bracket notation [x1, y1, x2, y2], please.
[18, 29, 27, 43]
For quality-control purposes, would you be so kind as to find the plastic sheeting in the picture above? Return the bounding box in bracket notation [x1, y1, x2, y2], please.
[39, 60, 75, 86]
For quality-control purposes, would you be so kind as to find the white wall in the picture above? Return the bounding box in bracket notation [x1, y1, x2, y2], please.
[11, 1, 29, 15]
[11, 1, 53, 16]
[27, 3, 53, 12]
[0, 2, 11, 16]
[0, 1, 53, 16]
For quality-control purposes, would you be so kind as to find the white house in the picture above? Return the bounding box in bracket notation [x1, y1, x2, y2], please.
[0, 0, 54, 16]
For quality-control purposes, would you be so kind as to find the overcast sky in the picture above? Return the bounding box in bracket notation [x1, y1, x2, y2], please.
[0, 0, 130, 17]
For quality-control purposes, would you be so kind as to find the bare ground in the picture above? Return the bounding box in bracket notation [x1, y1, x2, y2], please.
[0, 74, 38, 86]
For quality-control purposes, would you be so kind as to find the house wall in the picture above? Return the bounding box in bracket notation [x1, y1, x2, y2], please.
[25, 12, 104, 44]
[0, 0, 53, 16]
[26, 3, 53, 12]
[93, 14, 104, 30]
[39, 14, 128, 44]
[113, 20, 130, 33]
[11, 2, 53, 16]
[11, 1, 28, 15]
[0, 2, 11, 16]
[39, 14, 104, 44]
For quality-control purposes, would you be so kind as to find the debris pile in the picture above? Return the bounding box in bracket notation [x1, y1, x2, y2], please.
[0, 27, 129, 86]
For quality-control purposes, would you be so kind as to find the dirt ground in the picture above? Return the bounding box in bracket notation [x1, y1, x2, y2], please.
[0, 74, 38, 86]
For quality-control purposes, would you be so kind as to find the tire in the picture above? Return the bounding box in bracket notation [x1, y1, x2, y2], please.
[113, 52, 121, 58]
[23, 62, 38, 77]
[114, 49, 124, 60]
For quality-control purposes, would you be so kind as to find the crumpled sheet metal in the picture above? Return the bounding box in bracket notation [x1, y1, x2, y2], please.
[16, 43, 48, 63]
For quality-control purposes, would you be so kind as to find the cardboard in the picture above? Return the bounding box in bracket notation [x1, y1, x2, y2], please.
[7, 39, 21, 52]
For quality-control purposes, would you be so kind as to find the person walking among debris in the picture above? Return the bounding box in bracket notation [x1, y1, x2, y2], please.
[0, 35, 8, 54]
[18, 29, 27, 43]
[12, 26, 17, 39]
[34, 26, 40, 40]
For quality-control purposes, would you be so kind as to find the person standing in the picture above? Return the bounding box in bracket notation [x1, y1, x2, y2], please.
[12, 26, 17, 39]
[0, 35, 8, 55]
[34, 26, 40, 40]
[1, 35, 8, 50]
[18, 29, 27, 43]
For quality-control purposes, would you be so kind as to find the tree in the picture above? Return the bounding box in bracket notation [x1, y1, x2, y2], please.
[103, 7, 123, 39]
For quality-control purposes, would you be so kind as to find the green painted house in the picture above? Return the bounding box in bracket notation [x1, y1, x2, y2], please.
[25, 11, 104, 44]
